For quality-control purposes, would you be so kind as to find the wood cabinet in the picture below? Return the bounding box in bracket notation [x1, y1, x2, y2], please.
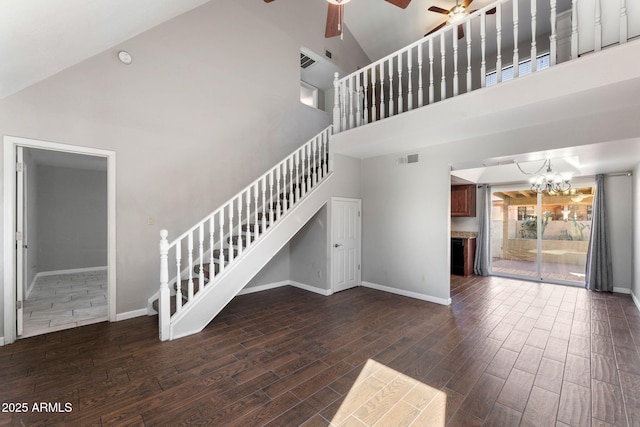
[451, 237, 476, 276]
[451, 184, 476, 217]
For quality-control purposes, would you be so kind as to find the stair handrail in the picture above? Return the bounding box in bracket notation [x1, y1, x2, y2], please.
[158, 126, 333, 340]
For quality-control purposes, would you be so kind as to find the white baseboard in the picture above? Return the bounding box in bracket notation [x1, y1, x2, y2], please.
[0, 336, 4, 346]
[26, 274, 37, 299]
[238, 280, 333, 297]
[632, 291, 640, 314]
[38, 266, 108, 277]
[362, 281, 452, 306]
[613, 287, 631, 295]
[238, 281, 290, 295]
[289, 281, 333, 296]
[116, 309, 147, 321]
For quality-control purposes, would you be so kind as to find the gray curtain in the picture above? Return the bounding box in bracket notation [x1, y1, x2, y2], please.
[585, 174, 613, 291]
[474, 185, 491, 276]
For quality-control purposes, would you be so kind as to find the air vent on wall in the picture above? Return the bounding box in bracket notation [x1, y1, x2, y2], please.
[300, 53, 316, 69]
[398, 153, 419, 164]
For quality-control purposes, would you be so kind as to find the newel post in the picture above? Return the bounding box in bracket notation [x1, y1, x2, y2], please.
[159, 229, 170, 341]
[332, 72, 341, 133]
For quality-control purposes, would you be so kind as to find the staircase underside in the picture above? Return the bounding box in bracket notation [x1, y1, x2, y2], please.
[168, 173, 336, 340]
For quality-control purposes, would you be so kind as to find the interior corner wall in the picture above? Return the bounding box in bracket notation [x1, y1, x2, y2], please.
[244, 244, 290, 290]
[633, 163, 640, 306]
[36, 165, 108, 272]
[0, 0, 371, 337]
[605, 175, 633, 291]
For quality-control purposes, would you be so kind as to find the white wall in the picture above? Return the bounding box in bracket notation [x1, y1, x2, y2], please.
[0, 0, 370, 338]
[605, 175, 633, 291]
[36, 165, 108, 272]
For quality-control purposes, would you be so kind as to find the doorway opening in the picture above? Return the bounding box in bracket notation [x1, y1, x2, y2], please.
[3, 136, 116, 344]
[490, 183, 595, 285]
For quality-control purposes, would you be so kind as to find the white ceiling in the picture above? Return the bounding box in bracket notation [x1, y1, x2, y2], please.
[0, 0, 210, 99]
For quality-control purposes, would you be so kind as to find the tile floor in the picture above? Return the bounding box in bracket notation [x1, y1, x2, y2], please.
[22, 269, 108, 337]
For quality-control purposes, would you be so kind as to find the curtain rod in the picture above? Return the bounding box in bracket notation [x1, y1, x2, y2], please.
[604, 171, 633, 177]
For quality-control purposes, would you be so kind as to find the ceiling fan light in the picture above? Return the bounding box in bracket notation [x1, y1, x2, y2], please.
[327, 0, 351, 4]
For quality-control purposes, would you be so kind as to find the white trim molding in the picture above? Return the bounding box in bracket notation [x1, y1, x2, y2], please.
[613, 287, 631, 295]
[632, 291, 640, 314]
[238, 281, 333, 297]
[362, 281, 452, 306]
[0, 336, 5, 346]
[116, 309, 148, 321]
[37, 266, 108, 277]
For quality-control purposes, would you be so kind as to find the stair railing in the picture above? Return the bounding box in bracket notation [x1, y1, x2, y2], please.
[158, 126, 333, 340]
[333, 0, 639, 133]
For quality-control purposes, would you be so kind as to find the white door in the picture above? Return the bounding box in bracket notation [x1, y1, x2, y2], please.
[332, 198, 361, 292]
[16, 146, 25, 336]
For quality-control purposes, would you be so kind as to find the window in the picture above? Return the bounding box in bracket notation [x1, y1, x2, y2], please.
[486, 53, 551, 87]
[300, 81, 318, 108]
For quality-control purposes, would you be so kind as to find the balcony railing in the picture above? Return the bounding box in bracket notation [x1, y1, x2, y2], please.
[333, 0, 639, 133]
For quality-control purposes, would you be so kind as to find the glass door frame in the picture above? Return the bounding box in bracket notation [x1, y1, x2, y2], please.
[489, 180, 595, 287]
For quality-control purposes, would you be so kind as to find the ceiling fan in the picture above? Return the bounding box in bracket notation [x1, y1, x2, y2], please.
[426, 0, 495, 39]
[264, 0, 412, 38]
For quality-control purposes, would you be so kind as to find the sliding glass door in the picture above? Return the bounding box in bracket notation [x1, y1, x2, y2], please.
[490, 184, 594, 285]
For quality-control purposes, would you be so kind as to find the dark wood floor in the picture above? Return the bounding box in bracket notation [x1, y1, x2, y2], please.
[1, 276, 639, 426]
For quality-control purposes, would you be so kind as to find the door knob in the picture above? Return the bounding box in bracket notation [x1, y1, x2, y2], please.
[334, 243, 342, 248]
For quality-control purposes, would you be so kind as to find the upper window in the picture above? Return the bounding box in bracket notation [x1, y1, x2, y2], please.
[486, 53, 551, 87]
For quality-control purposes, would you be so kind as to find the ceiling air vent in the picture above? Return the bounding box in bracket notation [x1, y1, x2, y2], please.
[300, 53, 316, 69]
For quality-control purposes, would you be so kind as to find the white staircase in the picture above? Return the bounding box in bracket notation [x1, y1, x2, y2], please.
[155, 127, 333, 341]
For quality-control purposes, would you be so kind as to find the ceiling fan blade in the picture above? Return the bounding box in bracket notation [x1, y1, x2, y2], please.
[425, 21, 447, 37]
[385, 0, 411, 9]
[461, 0, 474, 8]
[325, 3, 343, 38]
[486, 7, 496, 14]
[263, 0, 275, 2]
[458, 24, 464, 39]
[428, 6, 450, 15]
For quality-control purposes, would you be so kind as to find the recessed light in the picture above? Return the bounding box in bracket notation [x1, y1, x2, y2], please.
[117, 50, 132, 65]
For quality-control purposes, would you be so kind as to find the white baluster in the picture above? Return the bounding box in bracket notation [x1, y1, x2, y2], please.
[218, 211, 225, 272]
[453, 27, 459, 96]
[325, 128, 331, 173]
[311, 137, 317, 187]
[429, 38, 435, 103]
[198, 224, 204, 289]
[275, 165, 281, 221]
[301, 146, 308, 197]
[209, 216, 215, 280]
[620, 0, 628, 44]
[388, 57, 394, 116]
[379, 62, 386, 119]
[187, 232, 194, 301]
[228, 202, 234, 261]
[340, 80, 347, 131]
[397, 53, 404, 114]
[245, 190, 251, 248]
[261, 179, 267, 237]
[407, 48, 413, 110]
[159, 230, 170, 340]
[513, 0, 520, 78]
[531, 0, 538, 72]
[236, 196, 243, 255]
[175, 239, 182, 311]
[466, 19, 472, 93]
[571, 0, 578, 59]
[288, 157, 294, 209]
[321, 133, 327, 178]
[253, 183, 260, 237]
[440, 33, 446, 100]
[496, 2, 502, 83]
[481, 11, 487, 87]
[594, 0, 602, 51]
[296, 151, 302, 200]
[268, 171, 274, 225]
[363, 70, 369, 124]
[549, 0, 557, 66]
[419, 44, 426, 106]
[355, 73, 362, 127]
[349, 75, 355, 129]
[332, 73, 341, 132]
[371, 66, 377, 122]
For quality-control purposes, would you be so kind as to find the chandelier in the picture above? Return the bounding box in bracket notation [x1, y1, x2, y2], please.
[528, 160, 572, 194]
